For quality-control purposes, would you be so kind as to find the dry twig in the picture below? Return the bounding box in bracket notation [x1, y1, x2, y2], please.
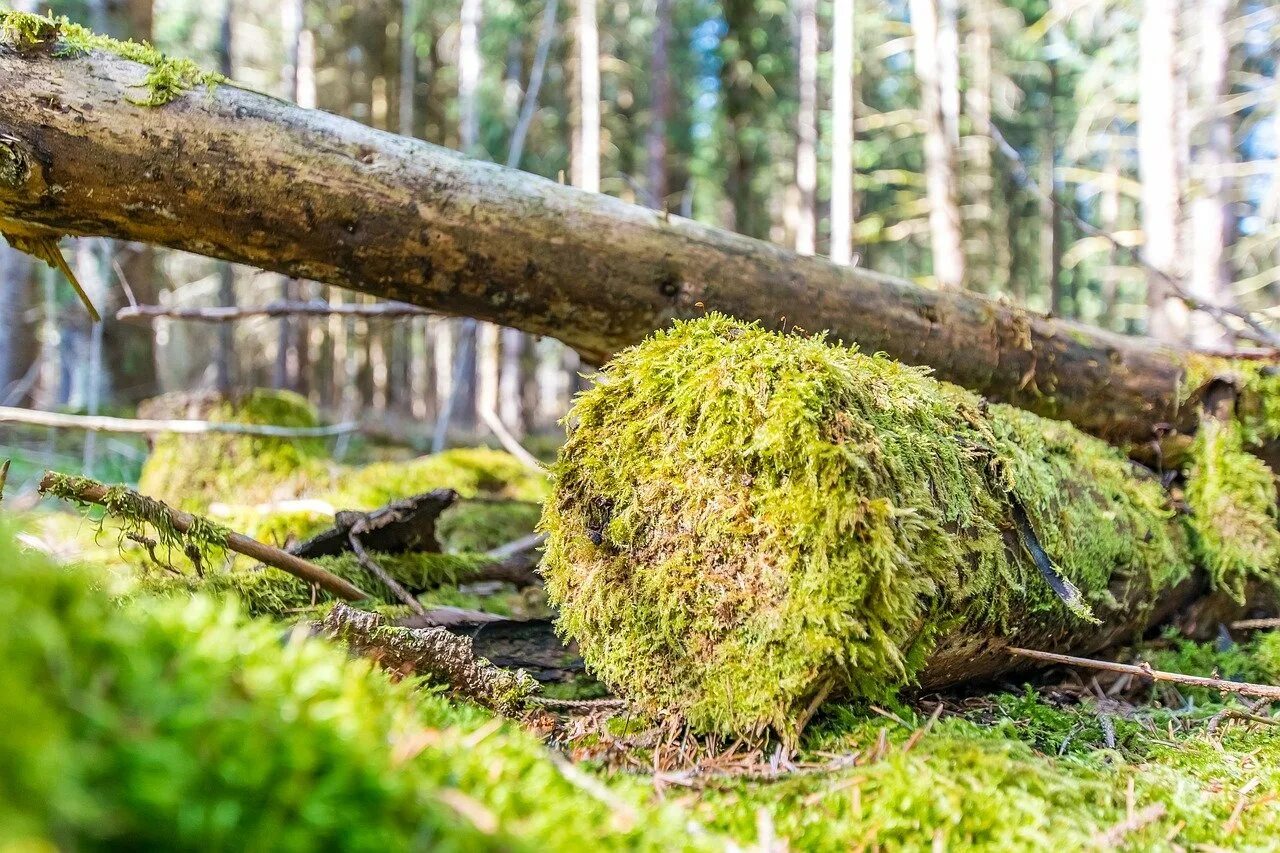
[1008, 647, 1280, 702]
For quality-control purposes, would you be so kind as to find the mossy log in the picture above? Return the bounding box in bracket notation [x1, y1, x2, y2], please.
[2, 11, 1278, 456]
[541, 317, 1278, 738]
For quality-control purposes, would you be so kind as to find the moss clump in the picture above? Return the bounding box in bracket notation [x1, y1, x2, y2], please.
[1184, 418, 1280, 600]
[333, 447, 550, 509]
[0, 521, 707, 850]
[1183, 354, 1280, 445]
[0, 11, 224, 106]
[137, 390, 332, 513]
[437, 500, 543, 552]
[542, 315, 1192, 737]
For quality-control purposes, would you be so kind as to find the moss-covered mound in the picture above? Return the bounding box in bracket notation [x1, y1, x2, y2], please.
[137, 390, 331, 513]
[542, 315, 1195, 736]
[0, 522, 705, 850]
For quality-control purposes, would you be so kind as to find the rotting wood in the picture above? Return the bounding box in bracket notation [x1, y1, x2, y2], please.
[2, 35, 1275, 451]
[318, 602, 538, 713]
[38, 471, 369, 601]
[289, 489, 458, 560]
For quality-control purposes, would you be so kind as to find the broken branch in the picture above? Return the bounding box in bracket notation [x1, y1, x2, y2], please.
[38, 471, 369, 602]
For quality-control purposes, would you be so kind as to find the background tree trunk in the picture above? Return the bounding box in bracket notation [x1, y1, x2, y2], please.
[1188, 0, 1234, 349]
[1139, 0, 1186, 342]
[793, 0, 818, 256]
[909, 0, 965, 289]
[829, 0, 855, 267]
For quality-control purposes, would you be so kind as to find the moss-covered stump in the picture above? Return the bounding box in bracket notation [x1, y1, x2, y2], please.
[136, 390, 331, 512]
[542, 316, 1205, 737]
[0, 521, 705, 850]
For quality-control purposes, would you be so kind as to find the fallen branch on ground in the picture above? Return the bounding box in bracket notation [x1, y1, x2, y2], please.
[1, 406, 358, 437]
[38, 471, 369, 602]
[1007, 647, 1280, 702]
[318, 603, 537, 714]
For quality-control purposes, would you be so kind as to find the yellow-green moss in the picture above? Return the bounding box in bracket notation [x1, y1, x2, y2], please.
[1182, 353, 1280, 445]
[0, 11, 224, 106]
[333, 447, 550, 509]
[0, 521, 707, 850]
[1184, 418, 1280, 600]
[437, 501, 543, 552]
[137, 390, 332, 513]
[542, 315, 1193, 736]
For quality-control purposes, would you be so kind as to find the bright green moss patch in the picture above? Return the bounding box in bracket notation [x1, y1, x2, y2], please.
[137, 390, 331, 513]
[1184, 418, 1280, 600]
[0, 522, 708, 850]
[0, 11, 224, 106]
[542, 315, 1193, 737]
[437, 500, 543, 552]
[333, 447, 550, 509]
[1183, 354, 1280, 445]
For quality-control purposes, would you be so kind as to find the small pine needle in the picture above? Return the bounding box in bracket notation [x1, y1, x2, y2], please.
[3, 233, 100, 322]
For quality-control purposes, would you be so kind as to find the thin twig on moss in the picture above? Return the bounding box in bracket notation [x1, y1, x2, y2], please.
[38, 470, 368, 602]
[1008, 647, 1280, 701]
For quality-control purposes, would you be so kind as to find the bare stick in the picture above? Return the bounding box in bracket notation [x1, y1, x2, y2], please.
[477, 406, 544, 473]
[115, 300, 434, 324]
[1, 406, 357, 437]
[1230, 618, 1280, 631]
[38, 471, 369, 602]
[0, 458, 9, 506]
[1008, 647, 1280, 701]
[347, 526, 426, 616]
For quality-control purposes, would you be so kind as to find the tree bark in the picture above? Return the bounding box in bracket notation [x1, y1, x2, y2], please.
[0, 41, 1258, 449]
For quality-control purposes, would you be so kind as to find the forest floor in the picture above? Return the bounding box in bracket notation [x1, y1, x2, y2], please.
[5, 396, 1280, 850]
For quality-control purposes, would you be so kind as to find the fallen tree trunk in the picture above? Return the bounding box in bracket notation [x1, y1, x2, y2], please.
[540, 317, 1274, 739]
[0, 21, 1268, 451]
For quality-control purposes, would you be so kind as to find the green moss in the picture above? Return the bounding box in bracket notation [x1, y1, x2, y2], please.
[41, 471, 230, 569]
[0, 521, 707, 850]
[542, 315, 1193, 737]
[1184, 418, 1280, 600]
[333, 447, 550, 509]
[137, 390, 332, 513]
[1183, 354, 1280, 445]
[0, 11, 224, 106]
[437, 501, 543, 552]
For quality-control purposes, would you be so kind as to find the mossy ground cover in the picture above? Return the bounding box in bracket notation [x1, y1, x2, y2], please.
[541, 315, 1203, 737]
[0, 522, 706, 851]
[9, 514, 1280, 849]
